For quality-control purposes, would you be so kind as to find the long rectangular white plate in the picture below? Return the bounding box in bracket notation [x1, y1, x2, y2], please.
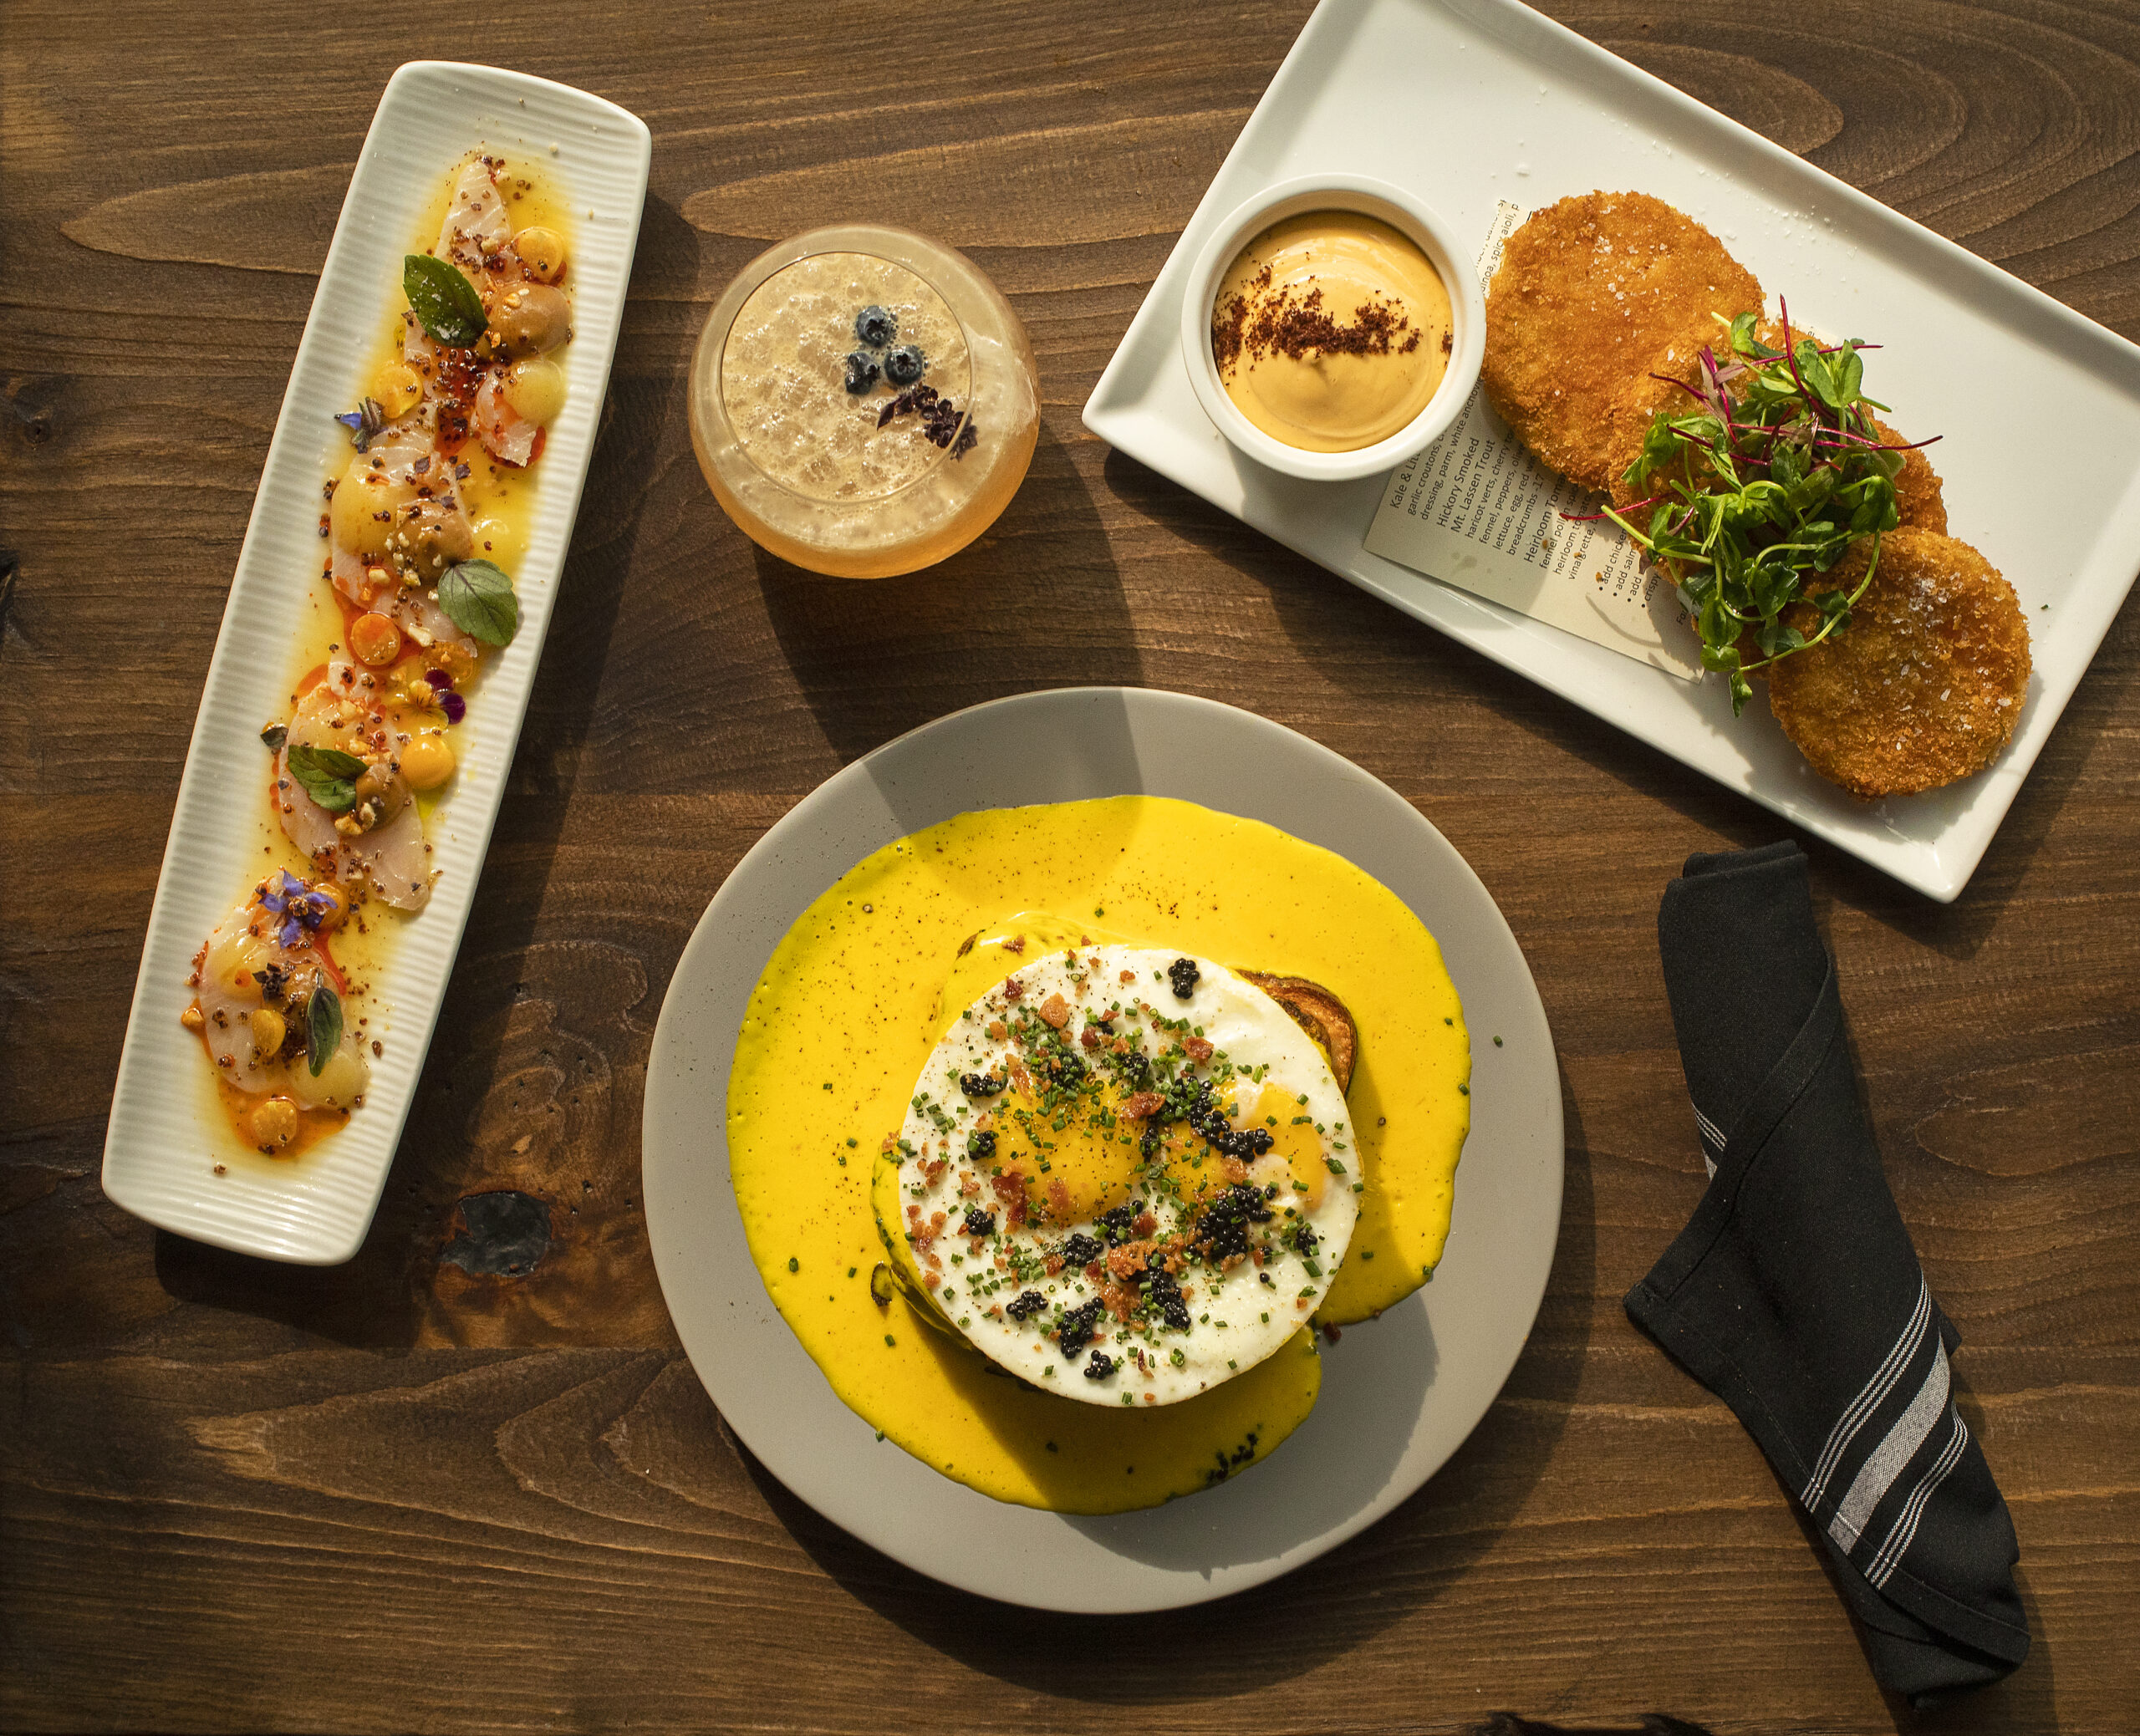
[1083, 0, 2140, 901]
[102, 64, 650, 1263]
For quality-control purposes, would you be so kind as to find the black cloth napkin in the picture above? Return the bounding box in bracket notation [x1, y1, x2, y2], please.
[1624, 841, 2030, 1704]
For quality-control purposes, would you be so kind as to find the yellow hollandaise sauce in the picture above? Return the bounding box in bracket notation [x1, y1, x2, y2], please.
[726, 797, 1470, 1513]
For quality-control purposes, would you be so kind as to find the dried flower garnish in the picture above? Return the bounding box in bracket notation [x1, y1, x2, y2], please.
[875, 383, 979, 459]
[334, 397, 388, 453]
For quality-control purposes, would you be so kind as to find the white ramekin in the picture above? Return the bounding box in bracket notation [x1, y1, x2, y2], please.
[1179, 173, 1485, 483]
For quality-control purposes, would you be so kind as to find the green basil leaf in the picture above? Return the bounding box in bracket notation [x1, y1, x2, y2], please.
[436, 558, 519, 646]
[288, 743, 366, 813]
[260, 722, 288, 754]
[307, 981, 343, 1078]
[403, 253, 487, 349]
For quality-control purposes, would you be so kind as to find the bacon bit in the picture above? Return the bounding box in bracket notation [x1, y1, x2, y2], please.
[881, 1133, 897, 1154]
[1085, 1260, 1106, 1285]
[1002, 976, 1024, 1002]
[923, 1271, 940, 1291]
[920, 1157, 948, 1187]
[1043, 1254, 1064, 1276]
[1322, 1321, 1343, 1343]
[987, 1020, 1007, 1041]
[1047, 1179, 1073, 1221]
[910, 1222, 937, 1257]
[1038, 993, 1071, 1029]
[1079, 1026, 1104, 1050]
[1133, 1211, 1156, 1238]
[1004, 935, 1027, 955]
[1251, 1245, 1266, 1266]
[1007, 1057, 1036, 1098]
[1219, 1154, 1249, 1185]
[1118, 970, 1136, 985]
[1120, 1091, 1165, 1121]
[1180, 1285, 1195, 1304]
[1144, 1392, 1157, 1404]
[1183, 1035, 1214, 1063]
[1105, 1242, 1154, 1281]
[989, 1171, 1029, 1228]
[1101, 1282, 1140, 1321]
[959, 1173, 980, 1199]
[1297, 1297, 1312, 1309]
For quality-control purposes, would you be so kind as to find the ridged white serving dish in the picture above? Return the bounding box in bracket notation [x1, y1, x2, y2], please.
[102, 64, 650, 1264]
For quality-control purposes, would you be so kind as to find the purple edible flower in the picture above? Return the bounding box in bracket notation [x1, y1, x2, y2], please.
[441, 691, 466, 725]
[334, 396, 388, 454]
[424, 668, 453, 691]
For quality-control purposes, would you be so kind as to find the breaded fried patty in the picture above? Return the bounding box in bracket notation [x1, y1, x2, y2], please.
[1769, 530, 2029, 797]
[1869, 415, 1948, 534]
[1483, 191, 1762, 492]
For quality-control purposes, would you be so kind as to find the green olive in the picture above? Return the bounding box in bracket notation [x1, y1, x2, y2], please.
[486, 284, 570, 359]
[391, 501, 475, 581]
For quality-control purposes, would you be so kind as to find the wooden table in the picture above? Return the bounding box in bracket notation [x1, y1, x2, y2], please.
[3, 2, 2135, 1730]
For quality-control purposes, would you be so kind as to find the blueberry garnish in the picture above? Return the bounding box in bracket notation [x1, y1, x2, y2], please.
[854, 305, 896, 349]
[884, 344, 925, 387]
[843, 351, 879, 395]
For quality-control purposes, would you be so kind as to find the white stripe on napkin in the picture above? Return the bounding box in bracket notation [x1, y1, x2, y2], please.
[1829, 1336, 1952, 1555]
[1867, 1411, 1970, 1590]
[1804, 1275, 1931, 1511]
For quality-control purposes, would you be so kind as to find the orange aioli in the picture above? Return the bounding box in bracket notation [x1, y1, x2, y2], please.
[1212, 211, 1454, 451]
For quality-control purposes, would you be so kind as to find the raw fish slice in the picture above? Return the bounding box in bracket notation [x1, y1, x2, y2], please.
[473, 372, 538, 466]
[436, 156, 510, 272]
[195, 895, 368, 1108]
[277, 668, 435, 911]
[328, 547, 478, 654]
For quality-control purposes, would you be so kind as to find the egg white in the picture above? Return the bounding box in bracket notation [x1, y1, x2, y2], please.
[891, 944, 1357, 1406]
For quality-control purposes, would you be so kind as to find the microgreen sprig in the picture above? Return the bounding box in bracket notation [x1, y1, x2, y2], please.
[1577, 305, 1932, 714]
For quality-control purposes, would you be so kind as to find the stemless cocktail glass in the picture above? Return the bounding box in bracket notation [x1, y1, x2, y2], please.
[690, 225, 1040, 578]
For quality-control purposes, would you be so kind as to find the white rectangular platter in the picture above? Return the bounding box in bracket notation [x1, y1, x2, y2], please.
[102, 63, 650, 1263]
[1083, 0, 2140, 901]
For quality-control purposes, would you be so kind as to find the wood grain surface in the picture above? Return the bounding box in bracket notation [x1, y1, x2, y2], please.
[3, 0, 2136, 1731]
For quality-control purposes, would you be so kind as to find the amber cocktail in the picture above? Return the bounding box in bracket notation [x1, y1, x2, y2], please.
[690, 226, 1039, 578]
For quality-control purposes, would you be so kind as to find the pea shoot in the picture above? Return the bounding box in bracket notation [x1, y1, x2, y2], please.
[1582, 307, 1928, 715]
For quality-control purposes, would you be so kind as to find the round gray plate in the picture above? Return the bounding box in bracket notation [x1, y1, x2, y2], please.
[642, 688, 1562, 1611]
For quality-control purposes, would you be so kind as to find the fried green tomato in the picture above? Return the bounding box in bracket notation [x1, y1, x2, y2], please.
[1768, 530, 2030, 797]
[1482, 191, 1762, 493]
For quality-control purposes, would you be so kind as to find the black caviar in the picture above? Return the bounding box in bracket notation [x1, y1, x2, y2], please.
[1006, 1289, 1046, 1321]
[1055, 1297, 1106, 1356]
[959, 1071, 1004, 1097]
[1083, 1349, 1119, 1381]
[1057, 1232, 1103, 1269]
[1168, 957, 1200, 1000]
[966, 1129, 996, 1160]
[1195, 1183, 1274, 1262]
[1098, 1200, 1144, 1248]
[962, 1206, 996, 1237]
[1137, 1258, 1193, 1331]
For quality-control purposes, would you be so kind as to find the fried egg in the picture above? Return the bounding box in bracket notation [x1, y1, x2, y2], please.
[888, 944, 1358, 1406]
